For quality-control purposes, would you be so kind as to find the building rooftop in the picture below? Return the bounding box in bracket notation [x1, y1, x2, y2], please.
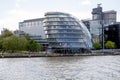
[45, 12, 71, 16]
[23, 18, 44, 22]
[103, 10, 116, 14]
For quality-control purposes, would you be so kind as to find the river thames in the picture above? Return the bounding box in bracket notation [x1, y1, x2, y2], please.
[0, 56, 120, 80]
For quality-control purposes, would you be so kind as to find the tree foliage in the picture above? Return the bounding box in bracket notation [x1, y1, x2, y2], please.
[0, 29, 13, 50]
[0, 29, 13, 39]
[23, 34, 30, 40]
[2, 35, 28, 52]
[26, 39, 43, 52]
[93, 42, 102, 49]
[0, 40, 3, 50]
[105, 41, 116, 49]
[0, 29, 43, 53]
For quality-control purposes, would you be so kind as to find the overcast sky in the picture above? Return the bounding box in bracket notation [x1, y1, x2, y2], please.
[0, 0, 120, 31]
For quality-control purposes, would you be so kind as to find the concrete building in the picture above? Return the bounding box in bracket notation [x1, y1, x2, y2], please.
[92, 4, 103, 21]
[19, 18, 45, 39]
[44, 12, 93, 54]
[83, 4, 117, 43]
[103, 10, 116, 25]
[92, 4, 116, 25]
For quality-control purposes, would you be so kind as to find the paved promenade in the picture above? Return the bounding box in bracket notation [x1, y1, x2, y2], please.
[0, 49, 120, 58]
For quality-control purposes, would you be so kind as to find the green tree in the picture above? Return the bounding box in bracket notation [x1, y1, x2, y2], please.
[105, 41, 116, 49]
[23, 34, 30, 40]
[93, 42, 102, 49]
[26, 39, 43, 52]
[17, 36, 28, 50]
[2, 35, 28, 52]
[39, 44, 43, 51]
[0, 40, 3, 51]
[0, 29, 13, 39]
[0, 29, 13, 52]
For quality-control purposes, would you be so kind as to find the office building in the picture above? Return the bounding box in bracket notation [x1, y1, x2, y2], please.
[19, 18, 45, 39]
[103, 10, 116, 25]
[89, 4, 117, 42]
[92, 4, 116, 25]
[92, 4, 103, 20]
[44, 12, 93, 54]
[104, 22, 120, 48]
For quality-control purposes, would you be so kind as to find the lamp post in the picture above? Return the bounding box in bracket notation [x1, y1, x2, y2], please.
[102, 20, 104, 50]
[101, 11, 104, 50]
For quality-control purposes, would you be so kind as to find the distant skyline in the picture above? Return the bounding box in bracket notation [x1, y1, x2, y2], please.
[0, 0, 120, 31]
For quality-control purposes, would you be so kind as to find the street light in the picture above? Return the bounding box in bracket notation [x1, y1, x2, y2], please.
[101, 19, 104, 49]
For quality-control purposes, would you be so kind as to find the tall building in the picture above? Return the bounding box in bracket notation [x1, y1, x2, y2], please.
[19, 18, 45, 39]
[44, 12, 93, 54]
[89, 20, 102, 42]
[91, 4, 103, 42]
[92, 4, 103, 20]
[104, 22, 120, 48]
[103, 10, 116, 25]
[90, 4, 117, 42]
[92, 4, 116, 25]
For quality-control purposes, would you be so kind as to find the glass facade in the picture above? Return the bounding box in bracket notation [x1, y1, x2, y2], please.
[44, 12, 93, 54]
[19, 18, 46, 39]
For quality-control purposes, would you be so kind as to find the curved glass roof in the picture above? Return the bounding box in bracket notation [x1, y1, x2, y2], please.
[44, 12, 93, 49]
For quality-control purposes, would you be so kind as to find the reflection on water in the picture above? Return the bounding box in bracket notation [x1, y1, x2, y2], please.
[0, 56, 120, 80]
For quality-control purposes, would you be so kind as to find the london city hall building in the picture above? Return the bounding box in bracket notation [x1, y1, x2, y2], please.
[43, 12, 93, 54]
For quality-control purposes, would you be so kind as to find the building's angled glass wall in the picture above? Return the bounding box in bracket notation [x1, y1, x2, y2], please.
[44, 12, 93, 54]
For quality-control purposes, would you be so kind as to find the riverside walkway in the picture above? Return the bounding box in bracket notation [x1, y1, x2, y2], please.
[0, 49, 120, 58]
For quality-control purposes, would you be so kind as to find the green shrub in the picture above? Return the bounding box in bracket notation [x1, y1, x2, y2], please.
[93, 42, 102, 49]
[105, 41, 116, 49]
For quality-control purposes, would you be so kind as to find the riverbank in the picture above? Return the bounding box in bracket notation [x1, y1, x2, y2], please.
[0, 52, 120, 58]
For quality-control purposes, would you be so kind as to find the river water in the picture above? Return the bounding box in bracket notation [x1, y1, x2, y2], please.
[0, 56, 120, 80]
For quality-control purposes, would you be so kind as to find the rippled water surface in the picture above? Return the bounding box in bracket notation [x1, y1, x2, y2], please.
[0, 56, 120, 80]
